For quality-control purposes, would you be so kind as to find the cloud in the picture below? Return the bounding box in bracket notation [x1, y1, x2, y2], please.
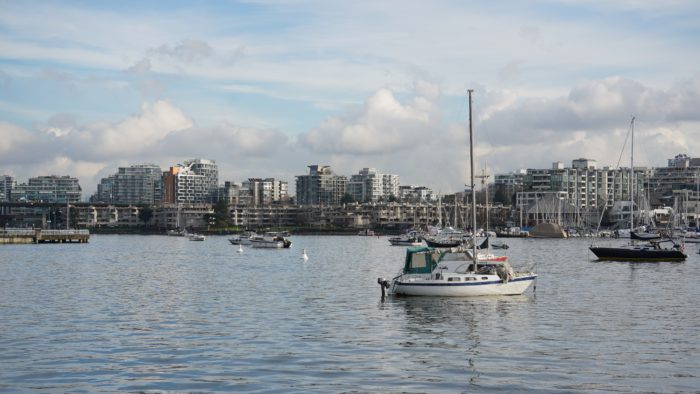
[301, 81, 442, 154]
[160, 122, 290, 158]
[0, 121, 34, 157]
[151, 39, 214, 62]
[128, 58, 152, 74]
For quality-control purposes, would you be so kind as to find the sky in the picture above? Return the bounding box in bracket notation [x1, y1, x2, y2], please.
[1, 0, 699, 198]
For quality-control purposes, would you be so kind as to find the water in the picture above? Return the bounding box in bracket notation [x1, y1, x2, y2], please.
[1, 235, 699, 393]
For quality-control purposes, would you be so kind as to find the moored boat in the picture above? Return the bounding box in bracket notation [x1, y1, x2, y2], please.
[378, 90, 536, 297]
[250, 232, 292, 248]
[388, 230, 423, 246]
[589, 118, 687, 262]
[188, 233, 205, 241]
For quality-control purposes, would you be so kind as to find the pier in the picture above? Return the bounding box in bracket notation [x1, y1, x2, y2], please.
[0, 228, 90, 244]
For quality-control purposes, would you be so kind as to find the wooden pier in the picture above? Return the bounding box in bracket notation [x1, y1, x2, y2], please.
[0, 228, 90, 244]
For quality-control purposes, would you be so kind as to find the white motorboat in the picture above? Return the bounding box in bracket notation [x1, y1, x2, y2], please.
[378, 90, 536, 297]
[229, 232, 255, 245]
[188, 233, 205, 241]
[250, 232, 292, 248]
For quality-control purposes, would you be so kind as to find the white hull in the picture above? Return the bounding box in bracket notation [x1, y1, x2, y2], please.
[392, 274, 536, 297]
[250, 240, 284, 248]
[229, 237, 253, 245]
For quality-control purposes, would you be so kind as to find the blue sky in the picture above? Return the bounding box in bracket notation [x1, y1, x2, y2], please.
[1, 0, 699, 197]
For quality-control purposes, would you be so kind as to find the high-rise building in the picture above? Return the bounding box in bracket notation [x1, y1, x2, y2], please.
[163, 159, 219, 204]
[347, 168, 400, 202]
[243, 178, 289, 206]
[295, 165, 347, 205]
[650, 154, 700, 195]
[10, 175, 82, 203]
[93, 164, 163, 204]
[0, 175, 15, 202]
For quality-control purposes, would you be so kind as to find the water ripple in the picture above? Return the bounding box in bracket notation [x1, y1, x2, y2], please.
[1, 235, 699, 392]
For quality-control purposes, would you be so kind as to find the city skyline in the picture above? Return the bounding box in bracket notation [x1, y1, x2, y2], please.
[1, 1, 699, 196]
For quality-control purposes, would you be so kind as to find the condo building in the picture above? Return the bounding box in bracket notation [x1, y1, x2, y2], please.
[10, 175, 82, 203]
[295, 165, 347, 205]
[347, 168, 399, 203]
[0, 175, 15, 202]
[163, 158, 219, 204]
[93, 164, 163, 205]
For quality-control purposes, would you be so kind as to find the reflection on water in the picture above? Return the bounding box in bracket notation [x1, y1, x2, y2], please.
[0, 235, 699, 392]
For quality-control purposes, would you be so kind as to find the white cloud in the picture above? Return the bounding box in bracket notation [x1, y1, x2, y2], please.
[302, 82, 441, 154]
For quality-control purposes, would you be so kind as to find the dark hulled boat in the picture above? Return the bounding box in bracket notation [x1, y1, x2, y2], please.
[590, 239, 687, 261]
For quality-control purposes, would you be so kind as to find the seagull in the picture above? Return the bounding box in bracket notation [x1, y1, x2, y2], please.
[302, 248, 308, 261]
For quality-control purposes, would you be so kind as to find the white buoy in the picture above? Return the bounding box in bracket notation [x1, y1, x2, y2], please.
[302, 248, 308, 261]
[237, 244, 244, 253]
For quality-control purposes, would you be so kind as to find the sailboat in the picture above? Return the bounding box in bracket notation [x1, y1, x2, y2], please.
[378, 90, 537, 297]
[590, 117, 687, 261]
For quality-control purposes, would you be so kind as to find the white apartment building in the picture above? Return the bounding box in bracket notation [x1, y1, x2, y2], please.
[93, 164, 163, 204]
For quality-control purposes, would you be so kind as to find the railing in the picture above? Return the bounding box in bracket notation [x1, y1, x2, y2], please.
[1, 228, 90, 236]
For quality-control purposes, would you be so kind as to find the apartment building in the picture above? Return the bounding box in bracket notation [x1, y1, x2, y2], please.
[10, 175, 82, 203]
[295, 165, 347, 205]
[93, 164, 163, 204]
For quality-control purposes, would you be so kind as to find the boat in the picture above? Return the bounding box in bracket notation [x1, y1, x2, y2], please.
[188, 233, 205, 241]
[630, 230, 661, 241]
[388, 230, 423, 246]
[250, 232, 292, 248]
[424, 227, 465, 247]
[476, 236, 509, 250]
[229, 232, 255, 245]
[382, 246, 536, 297]
[378, 90, 537, 297]
[358, 229, 376, 236]
[589, 117, 687, 262]
[590, 239, 686, 261]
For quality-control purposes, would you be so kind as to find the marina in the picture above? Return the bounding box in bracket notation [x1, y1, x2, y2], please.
[1, 234, 699, 392]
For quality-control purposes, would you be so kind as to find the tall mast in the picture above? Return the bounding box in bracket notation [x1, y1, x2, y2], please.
[630, 116, 635, 233]
[468, 90, 478, 271]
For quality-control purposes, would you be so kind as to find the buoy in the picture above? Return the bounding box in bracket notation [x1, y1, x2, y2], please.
[237, 244, 243, 253]
[302, 248, 308, 261]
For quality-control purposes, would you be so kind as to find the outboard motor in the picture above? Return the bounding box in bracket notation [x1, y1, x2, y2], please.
[377, 277, 391, 299]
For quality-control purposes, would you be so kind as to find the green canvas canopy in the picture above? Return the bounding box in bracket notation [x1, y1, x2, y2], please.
[403, 246, 443, 274]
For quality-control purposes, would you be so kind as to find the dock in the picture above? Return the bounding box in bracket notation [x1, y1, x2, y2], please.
[0, 228, 90, 244]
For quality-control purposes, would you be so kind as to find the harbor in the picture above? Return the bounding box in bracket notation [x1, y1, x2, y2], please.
[0, 234, 698, 392]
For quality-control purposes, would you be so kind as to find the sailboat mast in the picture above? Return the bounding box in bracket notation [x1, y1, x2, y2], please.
[630, 116, 635, 233]
[468, 89, 478, 271]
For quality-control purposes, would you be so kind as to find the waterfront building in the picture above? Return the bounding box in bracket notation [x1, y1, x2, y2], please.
[243, 178, 289, 206]
[521, 161, 648, 213]
[347, 168, 398, 203]
[295, 165, 347, 205]
[93, 164, 163, 205]
[648, 153, 700, 201]
[398, 185, 435, 202]
[216, 181, 243, 205]
[163, 159, 219, 204]
[10, 175, 82, 203]
[0, 175, 15, 202]
[492, 169, 526, 204]
[383, 174, 400, 200]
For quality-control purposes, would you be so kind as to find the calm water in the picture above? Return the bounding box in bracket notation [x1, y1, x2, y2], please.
[1, 235, 699, 393]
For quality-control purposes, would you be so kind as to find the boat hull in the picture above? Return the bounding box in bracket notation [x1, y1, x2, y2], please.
[589, 246, 687, 261]
[389, 239, 422, 246]
[425, 239, 461, 248]
[392, 275, 536, 297]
